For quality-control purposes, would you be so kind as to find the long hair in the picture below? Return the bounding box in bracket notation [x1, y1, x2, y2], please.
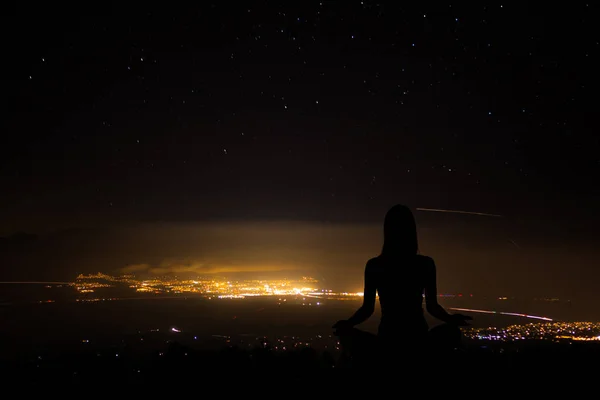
[381, 204, 418, 257]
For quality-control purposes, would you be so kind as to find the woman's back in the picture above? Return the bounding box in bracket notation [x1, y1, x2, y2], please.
[369, 254, 432, 339]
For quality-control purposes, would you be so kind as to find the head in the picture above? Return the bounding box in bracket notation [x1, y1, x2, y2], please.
[381, 204, 418, 257]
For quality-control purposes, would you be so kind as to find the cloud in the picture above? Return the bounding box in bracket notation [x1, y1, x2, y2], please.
[119, 258, 298, 276]
[120, 264, 151, 273]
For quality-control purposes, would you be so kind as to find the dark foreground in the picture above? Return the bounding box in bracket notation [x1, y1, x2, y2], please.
[3, 338, 598, 394]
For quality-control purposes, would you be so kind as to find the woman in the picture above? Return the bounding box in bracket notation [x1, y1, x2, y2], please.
[333, 204, 472, 361]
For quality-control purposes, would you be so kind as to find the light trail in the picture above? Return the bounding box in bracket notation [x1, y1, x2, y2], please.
[0, 281, 72, 285]
[449, 307, 553, 321]
[416, 208, 503, 218]
[301, 293, 327, 299]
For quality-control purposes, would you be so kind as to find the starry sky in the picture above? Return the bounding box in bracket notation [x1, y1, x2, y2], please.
[1, 3, 599, 300]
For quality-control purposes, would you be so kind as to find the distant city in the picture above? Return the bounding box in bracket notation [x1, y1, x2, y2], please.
[69, 272, 564, 303]
[145, 321, 600, 348]
[463, 322, 600, 342]
[2, 273, 597, 345]
[72, 272, 364, 301]
[69, 273, 600, 343]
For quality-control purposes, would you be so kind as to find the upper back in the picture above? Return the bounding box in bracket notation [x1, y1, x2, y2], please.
[368, 254, 433, 311]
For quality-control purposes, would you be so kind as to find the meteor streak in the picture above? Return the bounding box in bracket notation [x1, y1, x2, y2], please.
[416, 208, 503, 218]
[508, 239, 520, 249]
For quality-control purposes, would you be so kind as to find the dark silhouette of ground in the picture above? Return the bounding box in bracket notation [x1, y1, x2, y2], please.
[333, 204, 472, 365]
[3, 339, 598, 394]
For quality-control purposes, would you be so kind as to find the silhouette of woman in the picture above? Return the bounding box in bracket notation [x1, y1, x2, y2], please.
[333, 204, 472, 362]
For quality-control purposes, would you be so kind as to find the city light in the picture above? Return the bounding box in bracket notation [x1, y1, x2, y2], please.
[73, 273, 365, 300]
[463, 322, 600, 342]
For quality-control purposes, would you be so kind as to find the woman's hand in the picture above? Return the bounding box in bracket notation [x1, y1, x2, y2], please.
[449, 313, 473, 326]
[332, 319, 353, 332]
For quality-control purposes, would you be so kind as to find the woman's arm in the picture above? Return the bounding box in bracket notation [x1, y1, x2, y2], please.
[424, 257, 454, 323]
[335, 261, 376, 328]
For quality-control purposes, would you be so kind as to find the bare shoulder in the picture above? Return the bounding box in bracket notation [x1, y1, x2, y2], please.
[366, 256, 381, 268]
[416, 255, 436, 269]
[365, 256, 384, 273]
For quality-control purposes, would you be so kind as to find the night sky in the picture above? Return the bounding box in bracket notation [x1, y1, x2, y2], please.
[1, 3, 598, 300]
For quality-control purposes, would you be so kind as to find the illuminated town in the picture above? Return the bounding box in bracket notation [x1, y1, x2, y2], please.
[67, 274, 600, 344]
[462, 322, 600, 342]
[73, 272, 364, 300]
